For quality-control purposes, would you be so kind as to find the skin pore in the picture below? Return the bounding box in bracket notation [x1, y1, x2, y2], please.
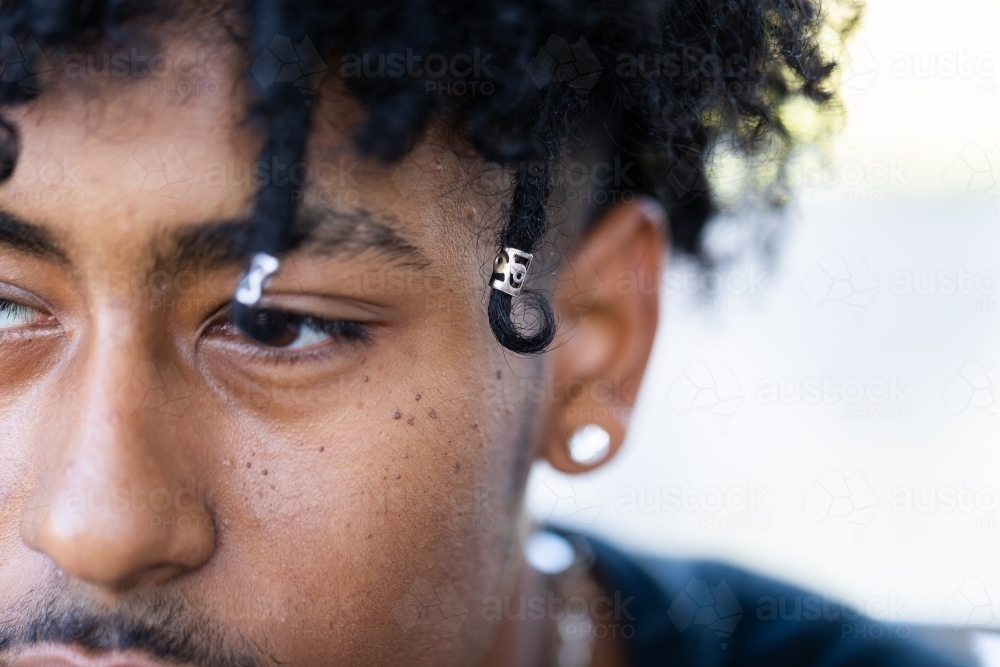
[0, 32, 663, 667]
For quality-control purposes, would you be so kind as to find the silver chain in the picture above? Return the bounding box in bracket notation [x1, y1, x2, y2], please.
[524, 530, 598, 667]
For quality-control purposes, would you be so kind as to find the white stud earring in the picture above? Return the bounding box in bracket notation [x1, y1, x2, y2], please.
[568, 424, 611, 466]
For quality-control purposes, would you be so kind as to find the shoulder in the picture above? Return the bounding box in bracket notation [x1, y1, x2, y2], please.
[565, 532, 978, 667]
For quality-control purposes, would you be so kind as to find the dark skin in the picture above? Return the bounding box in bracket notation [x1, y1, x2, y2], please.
[0, 36, 663, 667]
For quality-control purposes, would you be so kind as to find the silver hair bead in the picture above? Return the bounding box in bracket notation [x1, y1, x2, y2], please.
[490, 247, 533, 297]
[235, 252, 281, 306]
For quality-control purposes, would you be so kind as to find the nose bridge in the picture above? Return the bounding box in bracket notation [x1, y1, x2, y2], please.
[21, 309, 215, 588]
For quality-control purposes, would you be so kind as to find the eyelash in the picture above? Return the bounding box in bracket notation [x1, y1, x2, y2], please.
[0, 297, 55, 333]
[0, 295, 369, 369]
[209, 309, 370, 365]
[0, 298, 33, 320]
[299, 316, 368, 341]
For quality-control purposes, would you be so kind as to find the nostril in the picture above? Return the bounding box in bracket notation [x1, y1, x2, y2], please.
[114, 563, 191, 591]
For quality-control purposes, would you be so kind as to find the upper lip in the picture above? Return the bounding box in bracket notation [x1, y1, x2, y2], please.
[9, 644, 187, 667]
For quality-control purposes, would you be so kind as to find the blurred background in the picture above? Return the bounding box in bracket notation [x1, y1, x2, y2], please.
[527, 0, 1000, 652]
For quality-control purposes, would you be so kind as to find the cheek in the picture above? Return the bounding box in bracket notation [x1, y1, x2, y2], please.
[186, 350, 528, 662]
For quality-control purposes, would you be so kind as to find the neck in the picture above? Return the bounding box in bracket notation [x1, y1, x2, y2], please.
[478, 556, 629, 667]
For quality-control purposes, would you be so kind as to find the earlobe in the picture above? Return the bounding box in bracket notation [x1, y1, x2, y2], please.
[541, 197, 666, 474]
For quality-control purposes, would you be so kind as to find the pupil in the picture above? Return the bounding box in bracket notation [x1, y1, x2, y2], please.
[230, 302, 301, 347]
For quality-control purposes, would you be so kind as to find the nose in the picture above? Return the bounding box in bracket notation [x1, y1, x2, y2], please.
[20, 325, 216, 589]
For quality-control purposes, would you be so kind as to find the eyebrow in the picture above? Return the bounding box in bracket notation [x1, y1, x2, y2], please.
[0, 204, 429, 273]
[0, 209, 70, 264]
[158, 204, 430, 273]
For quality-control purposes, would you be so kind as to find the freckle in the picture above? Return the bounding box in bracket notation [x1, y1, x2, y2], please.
[319, 446, 325, 452]
[430, 410, 438, 419]
[407, 417, 415, 425]
[270, 484, 275, 489]
[246, 462, 251, 468]
[497, 370, 502, 380]
[393, 411, 401, 419]
[364, 376, 369, 382]
[454, 462, 461, 473]
[473, 422, 479, 429]
[415, 394, 421, 401]
[366, 533, 372, 539]
[262, 469, 268, 476]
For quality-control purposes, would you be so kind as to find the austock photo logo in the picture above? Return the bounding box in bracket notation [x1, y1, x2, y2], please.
[659, 263, 771, 315]
[116, 360, 193, 419]
[840, 37, 879, 107]
[529, 467, 605, 528]
[251, 35, 328, 102]
[666, 360, 745, 432]
[667, 578, 744, 649]
[527, 35, 602, 94]
[754, 591, 910, 633]
[801, 251, 879, 324]
[943, 578, 1000, 630]
[890, 265, 999, 314]
[830, 157, 912, 205]
[890, 47, 999, 96]
[890, 484, 1000, 530]
[942, 143, 998, 210]
[8, 156, 86, 207]
[0, 34, 51, 95]
[755, 373, 911, 423]
[615, 483, 771, 533]
[393, 577, 469, 650]
[943, 360, 998, 424]
[116, 143, 194, 201]
[801, 469, 879, 540]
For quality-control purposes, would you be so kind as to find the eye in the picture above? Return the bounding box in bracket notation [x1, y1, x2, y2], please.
[0, 298, 44, 329]
[210, 304, 368, 352]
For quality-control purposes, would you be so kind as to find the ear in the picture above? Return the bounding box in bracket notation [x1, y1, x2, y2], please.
[540, 197, 667, 473]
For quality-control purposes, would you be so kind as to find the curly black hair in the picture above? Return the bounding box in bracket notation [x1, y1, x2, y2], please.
[0, 0, 856, 354]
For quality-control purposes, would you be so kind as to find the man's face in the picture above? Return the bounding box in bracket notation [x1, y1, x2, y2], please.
[0, 38, 548, 666]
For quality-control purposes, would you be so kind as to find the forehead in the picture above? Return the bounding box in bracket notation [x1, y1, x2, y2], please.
[0, 36, 491, 269]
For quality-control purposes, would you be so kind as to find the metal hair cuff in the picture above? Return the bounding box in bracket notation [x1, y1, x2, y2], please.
[235, 252, 280, 306]
[490, 247, 532, 297]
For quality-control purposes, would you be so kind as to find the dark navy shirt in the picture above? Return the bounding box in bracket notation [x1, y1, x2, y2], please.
[571, 533, 978, 667]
